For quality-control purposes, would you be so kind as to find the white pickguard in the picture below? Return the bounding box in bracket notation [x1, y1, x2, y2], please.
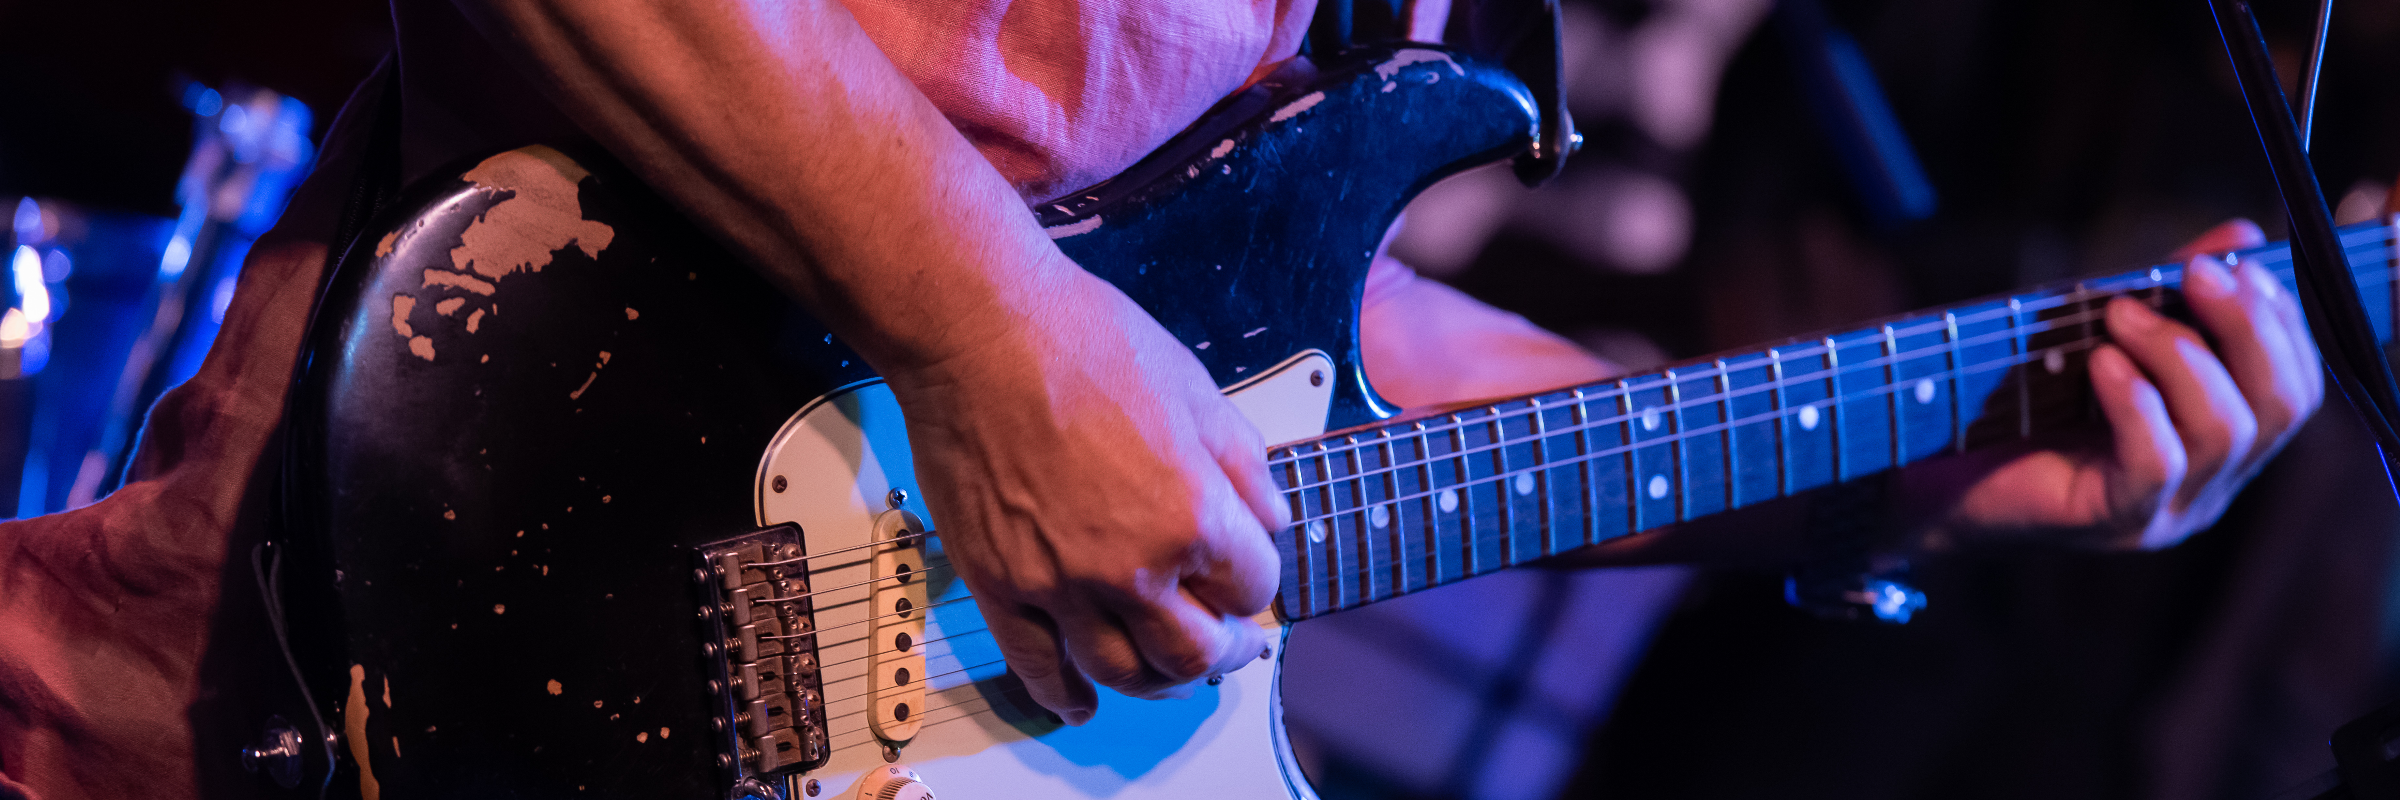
[754, 351, 1337, 800]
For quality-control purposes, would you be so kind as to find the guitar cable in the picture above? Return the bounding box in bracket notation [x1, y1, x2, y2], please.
[2207, 2, 2400, 795]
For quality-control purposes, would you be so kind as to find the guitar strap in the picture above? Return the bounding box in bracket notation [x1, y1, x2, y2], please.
[323, 55, 406, 291]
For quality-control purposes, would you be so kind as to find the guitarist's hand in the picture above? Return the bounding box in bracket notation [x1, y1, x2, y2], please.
[884, 267, 1288, 725]
[1906, 219, 2327, 550]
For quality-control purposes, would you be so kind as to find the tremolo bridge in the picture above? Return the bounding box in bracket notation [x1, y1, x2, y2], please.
[696, 524, 831, 779]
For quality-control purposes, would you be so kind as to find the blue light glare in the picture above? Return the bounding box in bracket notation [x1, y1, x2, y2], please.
[11, 198, 40, 244]
[183, 85, 224, 117]
[161, 235, 191, 278]
[11, 246, 49, 323]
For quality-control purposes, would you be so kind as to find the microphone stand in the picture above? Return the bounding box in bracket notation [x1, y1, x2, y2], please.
[2204, 2, 2400, 796]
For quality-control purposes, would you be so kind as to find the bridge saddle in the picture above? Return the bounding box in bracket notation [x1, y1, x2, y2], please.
[696, 523, 831, 781]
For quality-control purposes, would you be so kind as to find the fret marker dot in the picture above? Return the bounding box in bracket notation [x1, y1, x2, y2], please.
[1640, 408, 1661, 431]
[2045, 348, 2067, 375]
[1798, 405, 1820, 431]
[1370, 505, 1390, 529]
[1647, 475, 1669, 500]
[2150, 267, 2165, 283]
[1914, 379, 1936, 404]
[1438, 489, 1460, 513]
[1513, 474, 1535, 496]
[1305, 521, 1327, 544]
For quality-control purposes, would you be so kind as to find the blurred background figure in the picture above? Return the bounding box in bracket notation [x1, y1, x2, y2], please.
[2, 0, 2394, 797]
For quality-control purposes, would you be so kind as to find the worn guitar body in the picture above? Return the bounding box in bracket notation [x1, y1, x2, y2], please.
[284, 44, 1537, 800]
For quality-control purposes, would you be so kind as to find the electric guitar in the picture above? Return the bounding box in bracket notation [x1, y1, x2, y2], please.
[260, 42, 2400, 800]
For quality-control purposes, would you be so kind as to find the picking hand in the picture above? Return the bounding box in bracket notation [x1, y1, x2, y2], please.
[884, 268, 1288, 725]
[1909, 219, 2326, 550]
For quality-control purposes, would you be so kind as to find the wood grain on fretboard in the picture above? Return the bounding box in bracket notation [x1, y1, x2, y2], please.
[1270, 219, 2400, 621]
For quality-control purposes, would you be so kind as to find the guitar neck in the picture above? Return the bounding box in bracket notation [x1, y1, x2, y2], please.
[1270, 218, 2400, 621]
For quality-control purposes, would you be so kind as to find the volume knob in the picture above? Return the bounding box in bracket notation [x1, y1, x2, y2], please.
[875, 779, 933, 800]
[852, 764, 933, 800]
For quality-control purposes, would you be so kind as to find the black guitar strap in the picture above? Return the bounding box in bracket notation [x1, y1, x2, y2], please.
[323, 55, 406, 291]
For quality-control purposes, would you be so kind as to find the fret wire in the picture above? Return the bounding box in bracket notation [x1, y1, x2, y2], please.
[1264, 247, 2399, 472]
[1412, 421, 1439, 587]
[1616, 381, 1637, 535]
[1341, 436, 1370, 604]
[1822, 337, 1845, 482]
[1881, 325, 1902, 468]
[1769, 348, 1792, 497]
[1263, 244, 2398, 481]
[1487, 408, 1513, 567]
[1570, 388, 1596, 547]
[1324, 442, 1344, 610]
[1449, 415, 1475, 578]
[1944, 311, 1965, 454]
[1530, 397, 1555, 559]
[1281, 455, 1313, 618]
[1714, 361, 1735, 513]
[1378, 429, 1407, 595]
[2010, 297, 2032, 440]
[1664, 369, 1687, 521]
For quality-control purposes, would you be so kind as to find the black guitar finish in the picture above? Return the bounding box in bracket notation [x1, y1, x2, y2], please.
[282, 44, 1536, 797]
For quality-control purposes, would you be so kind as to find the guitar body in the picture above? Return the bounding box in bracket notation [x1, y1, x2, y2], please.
[284, 44, 1540, 799]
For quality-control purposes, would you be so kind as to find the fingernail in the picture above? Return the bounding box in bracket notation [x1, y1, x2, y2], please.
[2187, 256, 2233, 298]
[1061, 708, 1094, 726]
[2109, 298, 2159, 333]
[2089, 345, 2128, 381]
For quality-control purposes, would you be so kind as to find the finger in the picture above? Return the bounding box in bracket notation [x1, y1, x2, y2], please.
[1190, 408, 1287, 618]
[1205, 404, 1294, 531]
[2089, 345, 2187, 546]
[2181, 256, 2313, 454]
[1053, 604, 1165, 700]
[1109, 586, 1268, 697]
[2169, 218, 2267, 262]
[1179, 486, 1280, 620]
[2105, 297, 2258, 508]
[984, 604, 1099, 725]
[2240, 260, 2325, 412]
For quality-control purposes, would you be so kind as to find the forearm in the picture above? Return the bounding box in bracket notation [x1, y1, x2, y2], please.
[451, 0, 1078, 374]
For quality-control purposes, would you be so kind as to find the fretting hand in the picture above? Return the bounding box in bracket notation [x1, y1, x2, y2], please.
[1905, 219, 2327, 550]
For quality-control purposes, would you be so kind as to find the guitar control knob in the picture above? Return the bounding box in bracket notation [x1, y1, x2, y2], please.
[875, 780, 932, 800]
[851, 764, 933, 800]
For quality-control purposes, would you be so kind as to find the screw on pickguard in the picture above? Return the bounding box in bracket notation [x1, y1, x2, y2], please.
[696, 524, 832, 782]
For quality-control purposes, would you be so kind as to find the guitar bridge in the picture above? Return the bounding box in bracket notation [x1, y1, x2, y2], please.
[696, 524, 830, 779]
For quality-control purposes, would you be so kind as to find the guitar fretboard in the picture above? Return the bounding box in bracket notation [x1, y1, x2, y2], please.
[1270, 219, 2400, 621]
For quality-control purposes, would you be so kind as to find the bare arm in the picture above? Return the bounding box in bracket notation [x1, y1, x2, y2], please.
[446, 0, 1288, 723]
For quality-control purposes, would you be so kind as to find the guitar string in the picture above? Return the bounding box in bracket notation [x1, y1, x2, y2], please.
[1271, 235, 2394, 473]
[1280, 253, 2397, 510]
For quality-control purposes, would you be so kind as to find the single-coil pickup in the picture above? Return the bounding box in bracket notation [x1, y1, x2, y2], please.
[869, 509, 929, 743]
[695, 524, 830, 779]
